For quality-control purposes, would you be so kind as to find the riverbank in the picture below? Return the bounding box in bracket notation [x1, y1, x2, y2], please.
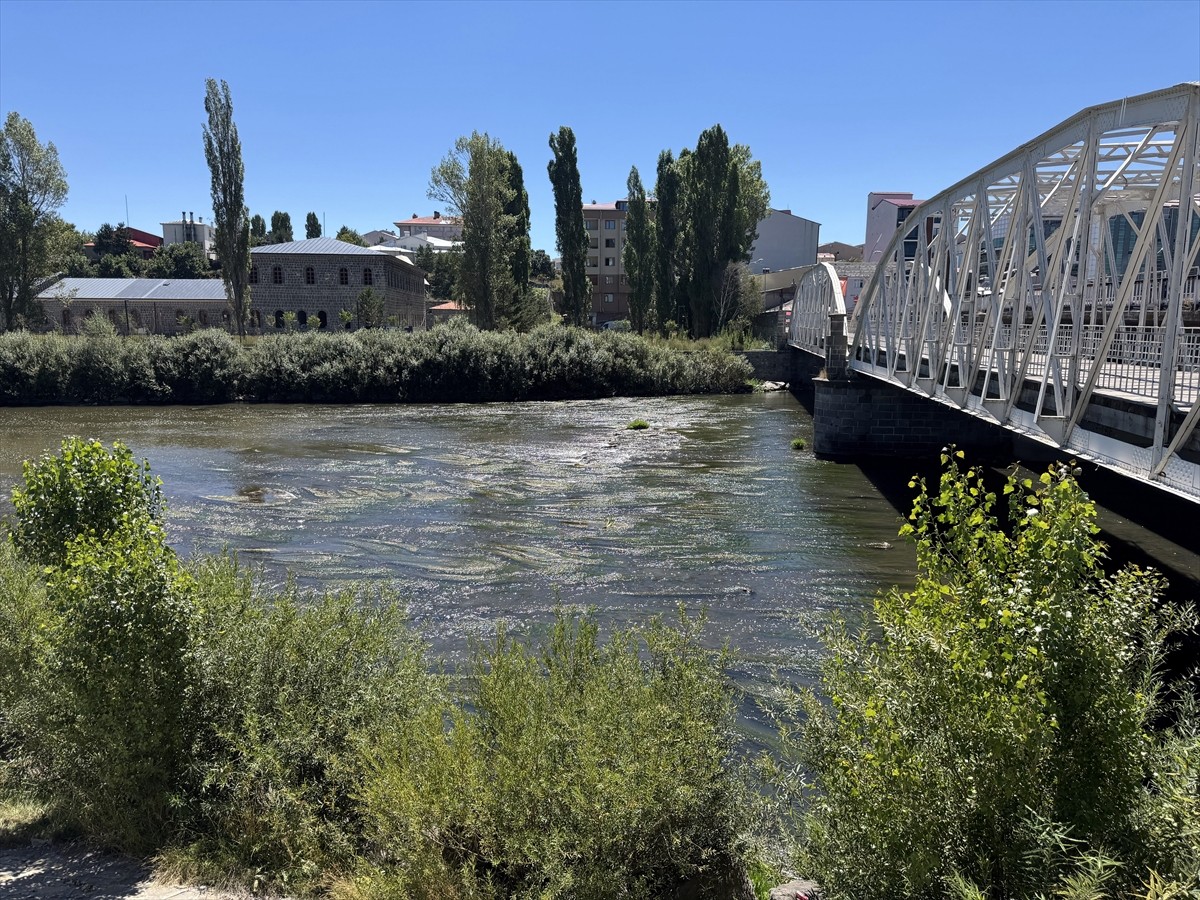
[0, 320, 753, 405]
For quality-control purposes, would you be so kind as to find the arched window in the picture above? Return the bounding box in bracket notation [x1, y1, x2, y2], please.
[250, 310, 262, 329]
[107, 308, 119, 325]
[274, 309, 284, 328]
[199, 310, 209, 326]
[305, 266, 315, 285]
[62, 309, 73, 330]
[297, 310, 308, 328]
[339, 267, 348, 285]
[249, 265, 258, 284]
[317, 310, 328, 329]
[272, 265, 283, 284]
[363, 268, 373, 286]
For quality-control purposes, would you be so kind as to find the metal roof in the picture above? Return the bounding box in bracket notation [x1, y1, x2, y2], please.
[37, 278, 228, 302]
[251, 237, 385, 256]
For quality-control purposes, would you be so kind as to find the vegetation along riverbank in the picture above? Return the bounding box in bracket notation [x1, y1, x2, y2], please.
[0, 318, 753, 406]
[1, 440, 1197, 899]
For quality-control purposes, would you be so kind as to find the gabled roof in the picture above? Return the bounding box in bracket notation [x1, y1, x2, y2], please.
[251, 237, 385, 256]
[36, 277, 227, 302]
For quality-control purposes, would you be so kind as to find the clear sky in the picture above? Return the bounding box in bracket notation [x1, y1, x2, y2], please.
[2, 0, 1198, 252]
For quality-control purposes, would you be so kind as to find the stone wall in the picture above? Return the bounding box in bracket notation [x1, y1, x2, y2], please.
[737, 348, 823, 384]
[249, 251, 426, 330]
[813, 373, 1014, 460]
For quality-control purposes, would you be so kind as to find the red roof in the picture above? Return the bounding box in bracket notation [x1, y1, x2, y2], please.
[431, 301, 466, 311]
[401, 215, 461, 226]
[887, 198, 924, 208]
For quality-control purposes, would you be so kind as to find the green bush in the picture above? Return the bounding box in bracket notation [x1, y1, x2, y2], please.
[627, 418, 650, 430]
[152, 329, 243, 403]
[355, 612, 748, 899]
[9, 437, 164, 568]
[775, 455, 1200, 899]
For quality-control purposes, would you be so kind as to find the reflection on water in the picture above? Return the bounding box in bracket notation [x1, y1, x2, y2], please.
[0, 394, 919, 741]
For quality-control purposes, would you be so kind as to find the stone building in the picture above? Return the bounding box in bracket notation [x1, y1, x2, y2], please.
[37, 277, 230, 335]
[249, 237, 427, 330]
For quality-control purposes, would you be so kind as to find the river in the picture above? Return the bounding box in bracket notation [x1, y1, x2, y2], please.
[1, 393, 923, 741]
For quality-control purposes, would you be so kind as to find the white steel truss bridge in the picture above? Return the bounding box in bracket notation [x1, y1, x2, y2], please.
[791, 83, 1200, 502]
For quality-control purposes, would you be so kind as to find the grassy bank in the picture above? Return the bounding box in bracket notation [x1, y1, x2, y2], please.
[0, 319, 753, 405]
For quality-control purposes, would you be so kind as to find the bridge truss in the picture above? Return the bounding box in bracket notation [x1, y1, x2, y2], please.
[839, 83, 1200, 501]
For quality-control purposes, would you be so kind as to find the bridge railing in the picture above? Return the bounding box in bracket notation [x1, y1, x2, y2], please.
[846, 82, 1200, 500]
[788, 262, 848, 356]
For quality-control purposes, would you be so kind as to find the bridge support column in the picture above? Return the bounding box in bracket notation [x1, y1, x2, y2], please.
[813, 373, 1013, 461]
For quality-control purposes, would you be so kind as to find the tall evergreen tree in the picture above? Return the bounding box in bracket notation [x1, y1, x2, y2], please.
[497, 150, 539, 330]
[0, 111, 68, 330]
[305, 211, 321, 239]
[202, 78, 251, 338]
[270, 210, 293, 243]
[653, 149, 682, 335]
[249, 213, 267, 246]
[623, 166, 655, 334]
[548, 126, 589, 327]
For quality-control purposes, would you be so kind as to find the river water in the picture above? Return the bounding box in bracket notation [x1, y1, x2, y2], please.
[0, 393, 918, 740]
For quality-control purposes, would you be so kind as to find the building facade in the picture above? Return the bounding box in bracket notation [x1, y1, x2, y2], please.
[584, 201, 630, 324]
[864, 192, 924, 263]
[38, 277, 231, 335]
[249, 238, 427, 329]
[162, 213, 215, 256]
[748, 208, 820, 273]
[394, 212, 463, 240]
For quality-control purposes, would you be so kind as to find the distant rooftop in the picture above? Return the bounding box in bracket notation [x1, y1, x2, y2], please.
[36, 277, 227, 302]
[251, 237, 386, 256]
[396, 213, 461, 226]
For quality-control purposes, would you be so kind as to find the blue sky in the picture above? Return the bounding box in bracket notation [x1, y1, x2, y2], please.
[2, 0, 1198, 252]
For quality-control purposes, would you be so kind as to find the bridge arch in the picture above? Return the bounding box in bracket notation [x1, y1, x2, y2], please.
[788, 262, 848, 354]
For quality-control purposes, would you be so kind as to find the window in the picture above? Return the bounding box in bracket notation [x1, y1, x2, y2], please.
[604, 220, 616, 230]
[339, 267, 348, 285]
[588, 275, 599, 285]
[249, 265, 258, 284]
[305, 266, 315, 285]
[587, 256, 598, 268]
[363, 268, 373, 286]
[199, 310, 209, 326]
[317, 310, 328, 329]
[584, 219, 598, 231]
[250, 310, 262, 328]
[589, 239, 599, 250]
[604, 257, 616, 267]
[621, 220, 627, 230]
[603, 293, 614, 303]
[272, 265, 283, 284]
[604, 275, 614, 285]
[604, 238, 616, 248]
[297, 310, 308, 328]
[274, 309, 284, 328]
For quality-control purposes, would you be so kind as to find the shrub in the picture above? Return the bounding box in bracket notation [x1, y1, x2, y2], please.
[627, 418, 650, 430]
[776, 455, 1199, 899]
[152, 329, 244, 403]
[34, 527, 196, 852]
[172, 556, 445, 892]
[356, 612, 748, 899]
[790, 438, 806, 450]
[9, 437, 164, 568]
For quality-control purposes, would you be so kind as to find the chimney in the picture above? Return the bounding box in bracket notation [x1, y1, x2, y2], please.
[412, 213, 417, 218]
[189, 212, 194, 223]
[433, 211, 440, 219]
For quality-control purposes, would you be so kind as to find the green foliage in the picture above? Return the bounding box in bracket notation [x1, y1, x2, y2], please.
[203, 78, 250, 338]
[356, 286, 384, 329]
[356, 612, 748, 899]
[336, 225, 367, 247]
[0, 324, 755, 405]
[530, 248, 554, 280]
[654, 149, 685, 335]
[624, 165, 656, 333]
[777, 456, 1200, 899]
[270, 210, 293, 243]
[10, 437, 164, 568]
[146, 241, 212, 279]
[1, 111, 69, 331]
[250, 213, 267, 243]
[627, 418, 650, 430]
[305, 211, 321, 239]
[548, 126, 590, 327]
[790, 437, 806, 450]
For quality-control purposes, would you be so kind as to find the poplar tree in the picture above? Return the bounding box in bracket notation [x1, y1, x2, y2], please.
[429, 132, 515, 331]
[548, 126, 589, 327]
[623, 165, 654, 334]
[202, 79, 251, 337]
[270, 210, 293, 243]
[497, 150, 539, 330]
[305, 211, 321, 239]
[653, 150, 682, 335]
[250, 214, 267, 245]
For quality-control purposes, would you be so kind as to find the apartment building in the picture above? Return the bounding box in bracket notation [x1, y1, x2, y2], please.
[584, 201, 630, 324]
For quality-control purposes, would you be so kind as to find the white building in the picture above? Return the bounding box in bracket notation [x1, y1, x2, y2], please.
[385, 233, 462, 255]
[162, 213, 215, 256]
[748, 208, 820, 274]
